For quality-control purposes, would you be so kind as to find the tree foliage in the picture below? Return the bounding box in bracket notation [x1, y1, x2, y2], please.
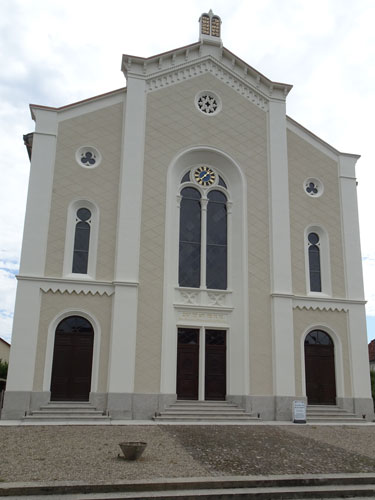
[0, 359, 8, 379]
[371, 371, 375, 404]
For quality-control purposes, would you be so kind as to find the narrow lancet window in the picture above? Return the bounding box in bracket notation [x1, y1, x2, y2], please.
[72, 208, 91, 274]
[308, 232, 321, 292]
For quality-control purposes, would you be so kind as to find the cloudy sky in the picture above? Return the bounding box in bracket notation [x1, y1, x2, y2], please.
[1, 0, 374, 344]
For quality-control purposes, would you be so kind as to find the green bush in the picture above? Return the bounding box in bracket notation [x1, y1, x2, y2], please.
[0, 359, 8, 379]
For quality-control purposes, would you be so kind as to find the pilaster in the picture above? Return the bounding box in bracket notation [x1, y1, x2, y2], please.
[19, 108, 57, 276]
[107, 77, 147, 396]
[268, 99, 295, 397]
[339, 155, 371, 404]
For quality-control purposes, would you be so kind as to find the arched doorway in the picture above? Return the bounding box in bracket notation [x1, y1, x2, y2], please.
[304, 330, 336, 405]
[50, 316, 94, 401]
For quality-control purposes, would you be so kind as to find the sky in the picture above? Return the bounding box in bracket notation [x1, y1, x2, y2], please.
[0, 0, 374, 344]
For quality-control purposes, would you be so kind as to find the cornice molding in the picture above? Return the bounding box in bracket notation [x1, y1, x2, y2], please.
[293, 304, 348, 313]
[122, 41, 292, 109]
[41, 285, 113, 297]
[17, 275, 139, 296]
[146, 57, 269, 111]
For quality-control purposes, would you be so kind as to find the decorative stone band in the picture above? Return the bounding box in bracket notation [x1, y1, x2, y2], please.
[176, 307, 231, 326]
[270, 292, 366, 312]
[175, 287, 232, 308]
[17, 275, 139, 297]
[146, 59, 269, 111]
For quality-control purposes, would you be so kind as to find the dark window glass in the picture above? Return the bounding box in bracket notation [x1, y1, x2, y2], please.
[181, 171, 190, 183]
[206, 330, 226, 345]
[218, 176, 227, 188]
[206, 190, 227, 289]
[179, 188, 201, 287]
[308, 232, 321, 292]
[77, 208, 91, 221]
[305, 330, 333, 346]
[72, 209, 91, 274]
[178, 328, 199, 345]
[308, 232, 319, 245]
[56, 315, 93, 334]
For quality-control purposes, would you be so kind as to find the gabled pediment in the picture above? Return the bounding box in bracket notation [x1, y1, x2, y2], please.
[122, 39, 292, 112]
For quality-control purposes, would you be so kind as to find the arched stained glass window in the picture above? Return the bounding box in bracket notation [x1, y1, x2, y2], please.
[305, 330, 333, 345]
[72, 208, 91, 274]
[178, 168, 228, 291]
[179, 188, 201, 287]
[308, 232, 321, 292]
[206, 190, 227, 289]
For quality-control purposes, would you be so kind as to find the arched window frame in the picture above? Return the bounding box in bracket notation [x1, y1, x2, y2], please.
[63, 199, 99, 279]
[178, 167, 230, 290]
[304, 225, 332, 296]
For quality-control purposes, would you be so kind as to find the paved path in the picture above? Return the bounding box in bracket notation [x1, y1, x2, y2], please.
[1, 424, 375, 484]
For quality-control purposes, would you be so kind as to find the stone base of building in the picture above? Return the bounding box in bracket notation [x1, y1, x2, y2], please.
[1, 391, 373, 422]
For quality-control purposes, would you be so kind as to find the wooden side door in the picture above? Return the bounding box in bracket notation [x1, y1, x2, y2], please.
[50, 316, 94, 401]
[205, 330, 226, 401]
[176, 328, 199, 400]
[305, 343, 336, 405]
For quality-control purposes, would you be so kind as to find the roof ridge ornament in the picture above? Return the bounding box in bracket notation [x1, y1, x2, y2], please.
[199, 10, 222, 46]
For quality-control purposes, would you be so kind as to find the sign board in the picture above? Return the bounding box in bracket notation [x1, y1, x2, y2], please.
[293, 400, 306, 423]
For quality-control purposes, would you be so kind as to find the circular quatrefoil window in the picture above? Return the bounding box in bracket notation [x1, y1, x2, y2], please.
[304, 178, 323, 197]
[75, 146, 102, 169]
[195, 91, 221, 116]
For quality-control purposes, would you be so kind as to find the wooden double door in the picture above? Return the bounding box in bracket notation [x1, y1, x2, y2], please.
[176, 328, 226, 400]
[304, 330, 336, 405]
[50, 316, 94, 401]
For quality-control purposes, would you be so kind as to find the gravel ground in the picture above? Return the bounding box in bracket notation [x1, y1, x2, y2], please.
[1, 425, 375, 483]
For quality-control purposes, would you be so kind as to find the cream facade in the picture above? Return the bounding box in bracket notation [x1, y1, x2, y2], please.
[2, 12, 373, 420]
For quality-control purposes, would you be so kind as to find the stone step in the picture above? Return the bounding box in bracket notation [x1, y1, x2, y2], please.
[307, 417, 366, 424]
[3, 473, 375, 498]
[160, 410, 249, 417]
[29, 411, 106, 417]
[154, 399, 258, 422]
[167, 404, 247, 410]
[24, 402, 110, 422]
[306, 405, 366, 423]
[307, 405, 350, 413]
[25, 414, 109, 421]
[39, 402, 95, 409]
[154, 414, 259, 421]
[307, 410, 360, 416]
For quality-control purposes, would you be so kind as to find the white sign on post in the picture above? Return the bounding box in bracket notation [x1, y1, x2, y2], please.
[293, 400, 306, 424]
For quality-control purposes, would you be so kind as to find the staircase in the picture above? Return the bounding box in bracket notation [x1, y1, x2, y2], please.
[307, 405, 366, 424]
[24, 401, 110, 423]
[153, 400, 259, 422]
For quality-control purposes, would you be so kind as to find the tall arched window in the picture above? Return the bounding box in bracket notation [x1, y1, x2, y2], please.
[179, 188, 201, 287]
[72, 208, 91, 274]
[178, 168, 228, 290]
[207, 190, 227, 289]
[308, 232, 321, 292]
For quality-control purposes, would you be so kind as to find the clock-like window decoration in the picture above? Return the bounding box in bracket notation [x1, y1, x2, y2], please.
[194, 166, 216, 186]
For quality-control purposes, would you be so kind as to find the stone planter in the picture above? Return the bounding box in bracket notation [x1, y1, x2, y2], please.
[118, 441, 147, 460]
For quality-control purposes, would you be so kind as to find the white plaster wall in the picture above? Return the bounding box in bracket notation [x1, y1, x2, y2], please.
[287, 130, 346, 298]
[44, 102, 123, 281]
